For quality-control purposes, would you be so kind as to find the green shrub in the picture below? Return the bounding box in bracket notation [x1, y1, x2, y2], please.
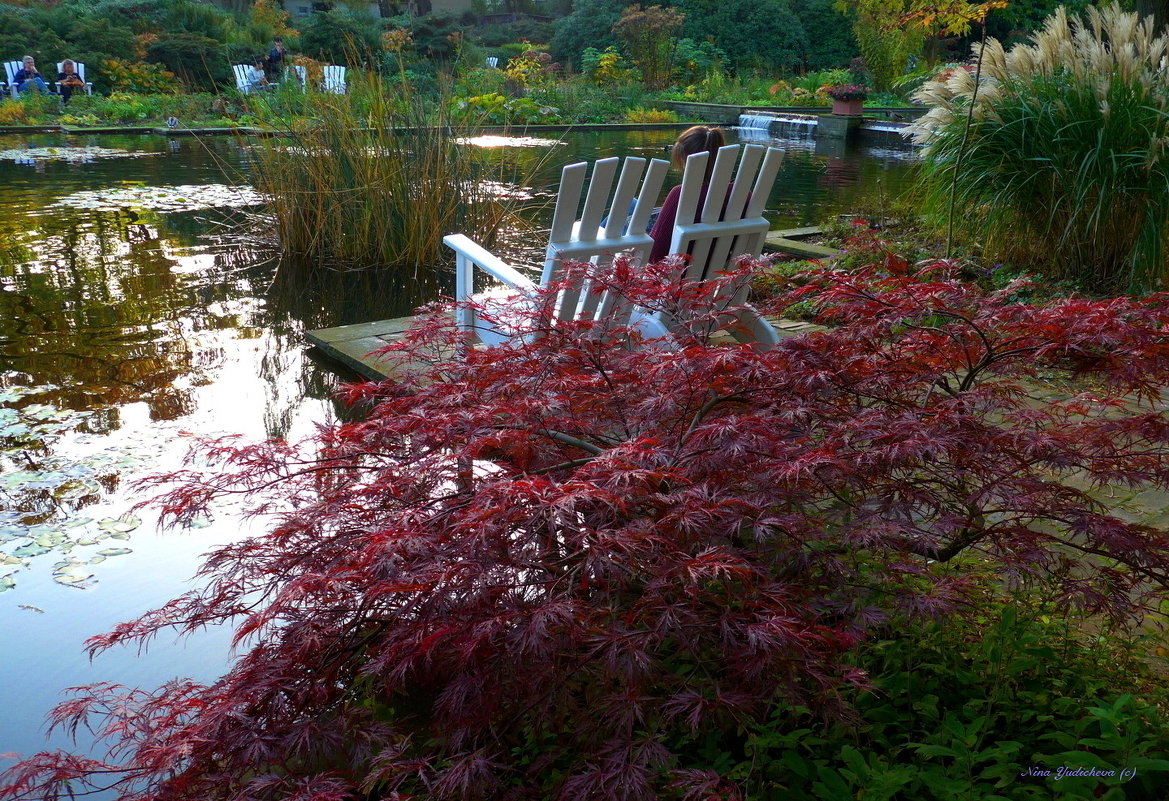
[676, 594, 1169, 800]
[451, 91, 562, 125]
[909, 4, 1169, 293]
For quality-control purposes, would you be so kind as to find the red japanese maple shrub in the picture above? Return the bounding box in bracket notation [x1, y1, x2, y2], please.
[5, 256, 1169, 801]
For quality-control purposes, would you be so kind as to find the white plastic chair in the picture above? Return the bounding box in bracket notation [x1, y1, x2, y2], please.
[663, 143, 786, 347]
[485, 56, 499, 68]
[321, 65, 346, 94]
[55, 61, 93, 95]
[232, 64, 253, 94]
[4, 61, 21, 98]
[443, 144, 785, 348]
[286, 64, 307, 88]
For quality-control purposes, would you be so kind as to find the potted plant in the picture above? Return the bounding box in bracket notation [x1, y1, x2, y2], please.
[826, 84, 869, 116]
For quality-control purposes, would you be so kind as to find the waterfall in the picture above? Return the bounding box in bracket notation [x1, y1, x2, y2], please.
[736, 113, 818, 141]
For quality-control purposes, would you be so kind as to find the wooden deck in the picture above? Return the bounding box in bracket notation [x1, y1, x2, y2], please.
[307, 315, 825, 381]
[305, 227, 839, 381]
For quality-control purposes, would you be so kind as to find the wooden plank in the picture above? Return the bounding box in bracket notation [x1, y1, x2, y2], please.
[770, 226, 823, 240]
[305, 316, 421, 381]
[308, 313, 824, 380]
[763, 234, 841, 260]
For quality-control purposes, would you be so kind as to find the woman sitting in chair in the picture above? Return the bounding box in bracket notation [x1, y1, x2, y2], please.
[647, 125, 726, 263]
[57, 60, 85, 103]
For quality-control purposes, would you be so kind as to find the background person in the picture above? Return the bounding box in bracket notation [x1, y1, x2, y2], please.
[648, 125, 727, 263]
[13, 56, 48, 94]
[245, 59, 268, 93]
[56, 59, 85, 102]
[264, 36, 287, 82]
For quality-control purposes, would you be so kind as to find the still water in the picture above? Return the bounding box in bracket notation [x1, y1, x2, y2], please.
[0, 128, 915, 766]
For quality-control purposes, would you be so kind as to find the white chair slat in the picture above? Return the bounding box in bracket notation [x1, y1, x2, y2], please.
[546, 161, 588, 252]
[628, 158, 669, 235]
[577, 157, 619, 241]
[601, 157, 646, 240]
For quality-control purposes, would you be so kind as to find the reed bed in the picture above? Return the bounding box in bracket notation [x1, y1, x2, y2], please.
[909, 4, 1169, 293]
[247, 71, 537, 274]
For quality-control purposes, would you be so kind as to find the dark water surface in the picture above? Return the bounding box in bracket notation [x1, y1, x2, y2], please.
[0, 128, 915, 767]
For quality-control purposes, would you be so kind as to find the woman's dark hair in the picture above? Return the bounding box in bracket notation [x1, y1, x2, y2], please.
[670, 125, 726, 179]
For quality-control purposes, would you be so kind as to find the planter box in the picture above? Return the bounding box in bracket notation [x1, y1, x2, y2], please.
[831, 98, 864, 116]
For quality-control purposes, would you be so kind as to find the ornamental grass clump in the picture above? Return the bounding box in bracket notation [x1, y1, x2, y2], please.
[247, 71, 529, 273]
[908, 4, 1169, 293]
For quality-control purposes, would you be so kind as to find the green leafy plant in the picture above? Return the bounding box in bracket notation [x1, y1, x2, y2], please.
[696, 593, 1169, 800]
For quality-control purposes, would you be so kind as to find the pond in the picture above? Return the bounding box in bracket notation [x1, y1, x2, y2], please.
[0, 127, 916, 768]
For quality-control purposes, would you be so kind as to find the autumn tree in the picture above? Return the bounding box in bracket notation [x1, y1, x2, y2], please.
[611, 4, 684, 89]
[5, 252, 1169, 800]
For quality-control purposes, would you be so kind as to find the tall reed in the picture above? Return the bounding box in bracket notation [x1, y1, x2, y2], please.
[908, 4, 1169, 293]
[247, 70, 532, 273]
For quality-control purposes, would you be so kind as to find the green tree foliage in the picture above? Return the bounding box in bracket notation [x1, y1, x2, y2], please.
[298, 7, 382, 65]
[834, 0, 923, 90]
[680, 0, 808, 72]
[0, 6, 65, 65]
[407, 12, 466, 61]
[146, 31, 229, 92]
[551, 0, 625, 68]
[791, 0, 857, 70]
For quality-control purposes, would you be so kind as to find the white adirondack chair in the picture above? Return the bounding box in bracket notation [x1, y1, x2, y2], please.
[485, 56, 499, 68]
[286, 64, 307, 88]
[662, 143, 786, 347]
[321, 65, 346, 94]
[55, 61, 93, 95]
[445, 155, 669, 345]
[443, 143, 785, 349]
[233, 63, 260, 94]
[4, 61, 21, 98]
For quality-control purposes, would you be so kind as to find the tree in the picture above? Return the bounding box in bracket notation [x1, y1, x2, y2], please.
[611, 4, 684, 89]
[551, 0, 625, 68]
[679, 0, 808, 73]
[791, 0, 858, 71]
[5, 252, 1169, 801]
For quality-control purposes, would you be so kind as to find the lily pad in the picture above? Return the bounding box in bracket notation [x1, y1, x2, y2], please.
[97, 515, 141, 534]
[0, 576, 14, 592]
[95, 547, 132, 557]
[53, 572, 93, 586]
[11, 543, 52, 558]
[0, 146, 154, 164]
[53, 184, 268, 213]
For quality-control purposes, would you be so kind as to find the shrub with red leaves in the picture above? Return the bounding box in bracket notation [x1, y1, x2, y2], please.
[5, 256, 1169, 801]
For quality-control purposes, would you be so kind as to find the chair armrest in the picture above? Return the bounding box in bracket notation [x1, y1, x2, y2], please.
[443, 234, 536, 290]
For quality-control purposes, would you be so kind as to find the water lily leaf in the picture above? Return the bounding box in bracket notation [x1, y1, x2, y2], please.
[98, 515, 140, 534]
[88, 555, 106, 564]
[11, 543, 51, 558]
[53, 572, 93, 586]
[0, 525, 26, 541]
[0, 554, 22, 565]
[17, 604, 44, 613]
[0, 576, 14, 592]
[95, 547, 132, 557]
